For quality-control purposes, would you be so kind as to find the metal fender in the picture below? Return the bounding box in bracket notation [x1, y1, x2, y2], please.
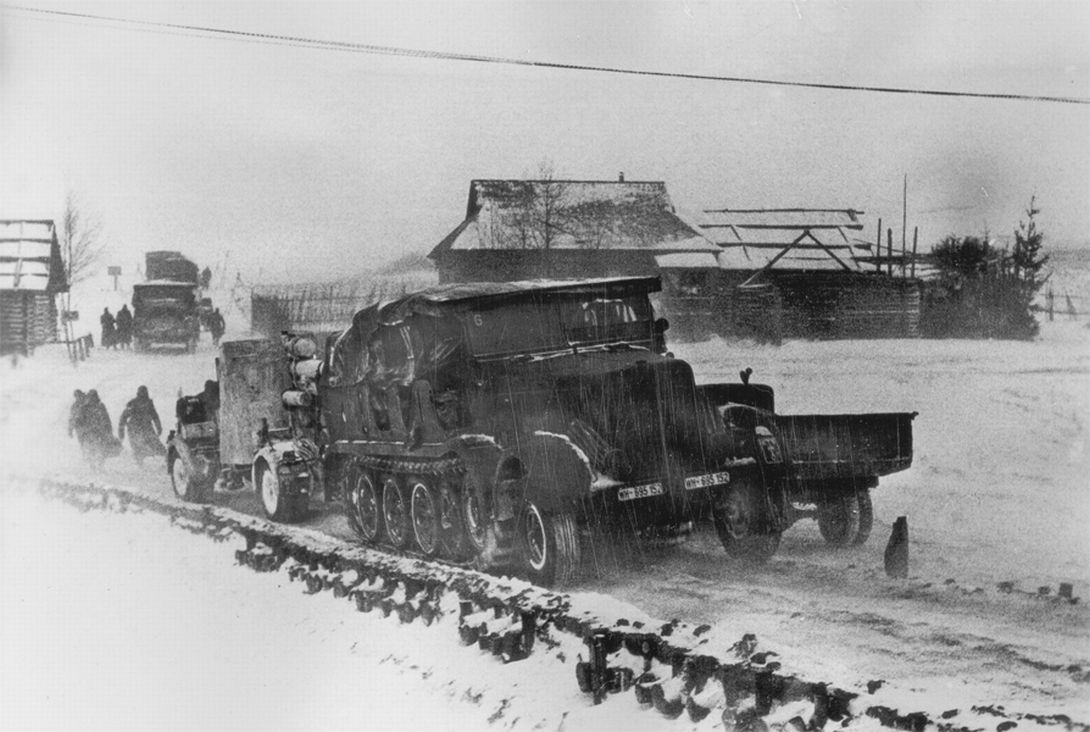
[251, 441, 297, 486]
[521, 432, 594, 512]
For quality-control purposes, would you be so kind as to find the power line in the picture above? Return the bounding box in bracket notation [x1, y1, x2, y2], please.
[8, 4, 1090, 106]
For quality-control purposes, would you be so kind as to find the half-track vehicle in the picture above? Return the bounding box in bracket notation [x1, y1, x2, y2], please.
[167, 277, 915, 586]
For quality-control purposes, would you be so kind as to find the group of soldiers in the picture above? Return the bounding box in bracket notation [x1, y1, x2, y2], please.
[68, 386, 165, 470]
[100, 305, 134, 349]
[99, 305, 227, 349]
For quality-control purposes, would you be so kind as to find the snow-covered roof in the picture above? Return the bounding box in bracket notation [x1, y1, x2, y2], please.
[430, 180, 718, 257]
[0, 219, 64, 291]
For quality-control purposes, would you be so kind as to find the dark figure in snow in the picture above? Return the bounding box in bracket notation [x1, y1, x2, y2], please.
[118, 385, 166, 466]
[200, 266, 212, 290]
[208, 308, 226, 345]
[115, 305, 133, 349]
[199, 379, 220, 422]
[76, 390, 121, 469]
[68, 389, 88, 440]
[884, 515, 909, 579]
[100, 308, 117, 350]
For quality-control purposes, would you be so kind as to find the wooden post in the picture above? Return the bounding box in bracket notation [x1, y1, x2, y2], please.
[887, 228, 894, 276]
[910, 227, 918, 278]
[902, 174, 908, 271]
[875, 218, 882, 272]
[1047, 287, 1055, 321]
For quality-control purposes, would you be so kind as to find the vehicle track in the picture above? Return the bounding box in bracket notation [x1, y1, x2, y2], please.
[19, 474, 1090, 731]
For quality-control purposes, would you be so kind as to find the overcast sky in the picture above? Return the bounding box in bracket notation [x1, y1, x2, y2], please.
[2, 1, 1088, 281]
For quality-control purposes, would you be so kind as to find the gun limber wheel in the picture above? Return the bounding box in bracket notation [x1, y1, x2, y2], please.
[346, 471, 383, 543]
[817, 492, 862, 548]
[170, 453, 209, 502]
[518, 502, 580, 587]
[409, 478, 441, 556]
[381, 476, 411, 548]
[255, 459, 305, 523]
[713, 487, 780, 564]
[853, 489, 874, 546]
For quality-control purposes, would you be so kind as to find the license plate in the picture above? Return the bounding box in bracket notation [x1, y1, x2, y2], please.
[684, 471, 731, 491]
[617, 482, 664, 502]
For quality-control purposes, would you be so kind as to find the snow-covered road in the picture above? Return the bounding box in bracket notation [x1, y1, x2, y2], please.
[2, 312, 1088, 725]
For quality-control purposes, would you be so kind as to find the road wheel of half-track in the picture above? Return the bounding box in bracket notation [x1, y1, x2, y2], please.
[852, 488, 874, 546]
[170, 453, 211, 502]
[437, 483, 467, 560]
[381, 475, 411, 548]
[256, 459, 305, 523]
[712, 487, 781, 564]
[518, 502, 580, 587]
[409, 477, 441, 556]
[461, 473, 491, 557]
[345, 469, 383, 543]
[817, 492, 861, 547]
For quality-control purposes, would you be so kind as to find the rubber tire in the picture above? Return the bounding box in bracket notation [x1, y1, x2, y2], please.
[170, 453, 211, 502]
[409, 478, 441, 556]
[518, 502, 580, 587]
[256, 459, 305, 523]
[712, 487, 781, 564]
[852, 488, 874, 546]
[381, 476, 411, 548]
[817, 492, 861, 547]
[345, 469, 383, 544]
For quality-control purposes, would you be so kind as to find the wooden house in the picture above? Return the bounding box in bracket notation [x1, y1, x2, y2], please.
[0, 220, 67, 355]
[428, 179, 720, 283]
[700, 208, 921, 340]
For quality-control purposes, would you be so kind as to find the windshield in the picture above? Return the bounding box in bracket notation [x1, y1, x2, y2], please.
[466, 294, 653, 357]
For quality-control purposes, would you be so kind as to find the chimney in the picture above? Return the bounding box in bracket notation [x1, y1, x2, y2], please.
[618, 172, 625, 182]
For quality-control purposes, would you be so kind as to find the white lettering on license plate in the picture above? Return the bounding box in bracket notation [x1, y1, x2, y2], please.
[684, 471, 731, 490]
[617, 482, 664, 502]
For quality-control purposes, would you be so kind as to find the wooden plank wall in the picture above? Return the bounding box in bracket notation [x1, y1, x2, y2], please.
[0, 292, 58, 354]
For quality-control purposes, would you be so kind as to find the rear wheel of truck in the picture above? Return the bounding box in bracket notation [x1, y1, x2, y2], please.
[518, 502, 580, 587]
[852, 489, 874, 545]
[713, 487, 781, 564]
[381, 476, 411, 548]
[170, 453, 210, 502]
[409, 477, 441, 556]
[345, 469, 383, 543]
[817, 492, 861, 547]
[255, 459, 305, 523]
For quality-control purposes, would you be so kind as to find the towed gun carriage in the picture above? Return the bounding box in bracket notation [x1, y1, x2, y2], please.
[168, 277, 915, 586]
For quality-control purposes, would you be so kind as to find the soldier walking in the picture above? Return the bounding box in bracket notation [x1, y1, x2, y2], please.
[100, 308, 117, 350]
[115, 304, 133, 349]
[75, 390, 121, 470]
[209, 308, 226, 346]
[119, 385, 166, 466]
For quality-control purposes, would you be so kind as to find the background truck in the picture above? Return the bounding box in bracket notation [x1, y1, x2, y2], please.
[133, 251, 200, 352]
[167, 276, 915, 586]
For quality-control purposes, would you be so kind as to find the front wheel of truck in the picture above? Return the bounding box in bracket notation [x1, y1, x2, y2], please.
[712, 487, 781, 564]
[817, 492, 861, 547]
[518, 502, 580, 587]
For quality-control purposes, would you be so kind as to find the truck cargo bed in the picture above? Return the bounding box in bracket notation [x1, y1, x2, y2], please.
[776, 411, 916, 481]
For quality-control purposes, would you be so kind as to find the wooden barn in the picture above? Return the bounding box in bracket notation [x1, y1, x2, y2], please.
[699, 208, 921, 340]
[0, 220, 67, 355]
[428, 178, 720, 283]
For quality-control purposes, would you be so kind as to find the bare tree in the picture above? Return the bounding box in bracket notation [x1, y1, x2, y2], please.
[61, 191, 106, 290]
[487, 160, 574, 252]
